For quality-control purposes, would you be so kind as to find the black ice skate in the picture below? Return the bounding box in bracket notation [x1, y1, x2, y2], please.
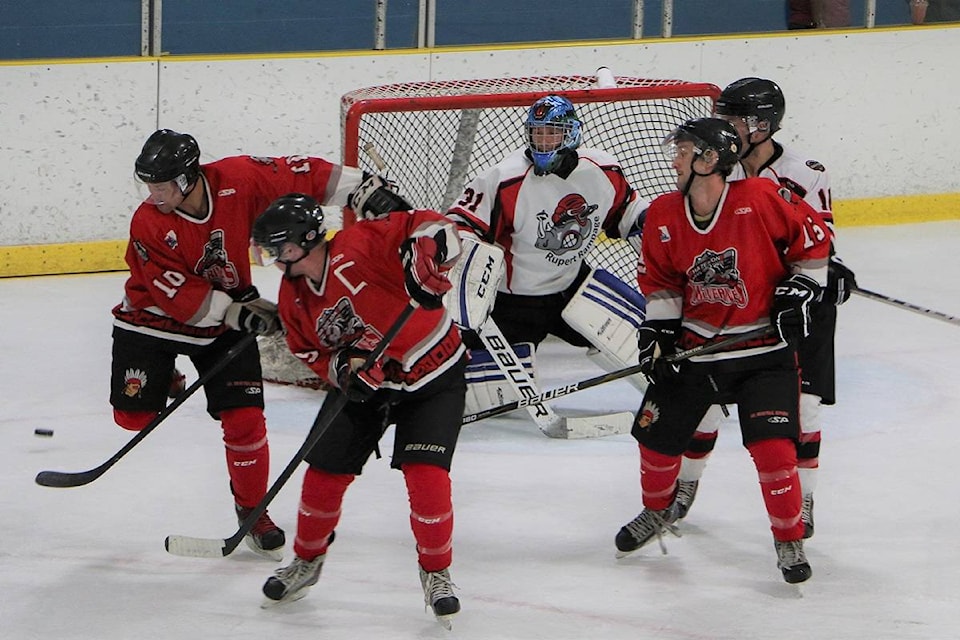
[775, 539, 812, 584]
[419, 566, 460, 629]
[801, 494, 815, 539]
[261, 554, 326, 607]
[236, 504, 285, 561]
[615, 501, 680, 558]
[674, 479, 699, 520]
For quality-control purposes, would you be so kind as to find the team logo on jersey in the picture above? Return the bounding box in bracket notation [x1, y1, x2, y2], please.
[164, 230, 178, 250]
[195, 229, 240, 289]
[534, 193, 598, 257]
[122, 368, 148, 398]
[687, 248, 749, 309]
[805, 159, 825, 172]
[315, 296, 382, 351]
[636, 401, 660, 429]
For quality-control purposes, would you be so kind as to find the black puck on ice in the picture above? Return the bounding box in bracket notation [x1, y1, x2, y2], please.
[34, 429, 54, 437]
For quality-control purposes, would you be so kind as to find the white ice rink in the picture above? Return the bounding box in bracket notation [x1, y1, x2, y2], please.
[2, 221, 959, 640]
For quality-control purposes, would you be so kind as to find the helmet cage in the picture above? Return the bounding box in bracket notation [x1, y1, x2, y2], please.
[525, 95, 583, 175]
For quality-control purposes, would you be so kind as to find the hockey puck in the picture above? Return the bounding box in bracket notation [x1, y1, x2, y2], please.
[34, 429, 54, 437]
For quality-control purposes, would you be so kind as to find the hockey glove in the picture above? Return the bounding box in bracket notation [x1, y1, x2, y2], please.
[334, 350, 385, 402]
[771, 273, 820, 345]
[823, 256, 857, 306]
[637, 319, 682, 385]
[400, 234, 453, 310]
[348, 174, 413, 221]
[224, 286, 282, 336]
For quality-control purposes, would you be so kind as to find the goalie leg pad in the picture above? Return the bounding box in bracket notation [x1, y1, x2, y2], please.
[563, 268, 647, 390]
[443, 234, 505, 331]
[463, 342, 536, 416]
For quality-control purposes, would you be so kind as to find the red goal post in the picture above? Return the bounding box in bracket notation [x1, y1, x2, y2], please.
[339, 75, 721, 282]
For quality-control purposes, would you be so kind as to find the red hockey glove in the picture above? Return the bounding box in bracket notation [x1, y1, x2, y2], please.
[400, 234, 452, 310]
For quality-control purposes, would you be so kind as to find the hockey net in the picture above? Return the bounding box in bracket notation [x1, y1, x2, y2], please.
[262, 74, 719, 388]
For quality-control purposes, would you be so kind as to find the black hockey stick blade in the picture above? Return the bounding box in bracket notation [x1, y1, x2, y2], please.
[165, 303, 418, 558]
[462, 325, 776, 425]
[35, 332, 259, 488]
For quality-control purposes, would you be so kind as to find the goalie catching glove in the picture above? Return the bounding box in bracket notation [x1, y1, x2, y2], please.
[400, 232, 454, 310]
[637, 319, 681, 385]
[333, 349, 385, 402]
[771, 273, 820, 345]
[224, 286, 282, 336]
[347, 174, 413, 221]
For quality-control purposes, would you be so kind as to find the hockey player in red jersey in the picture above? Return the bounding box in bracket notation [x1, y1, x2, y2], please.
[672, 78, 858, 538]
[614, 118, 829, 584]
[251, 194, 466, 628]
[110, 129, 374, 560]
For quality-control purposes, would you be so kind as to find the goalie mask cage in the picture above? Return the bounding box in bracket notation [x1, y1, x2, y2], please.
[340, 75, 721, 283]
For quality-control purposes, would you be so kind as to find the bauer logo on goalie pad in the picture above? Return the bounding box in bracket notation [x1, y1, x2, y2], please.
[463, 342, 537, 416]
[443, 234, 505, 330]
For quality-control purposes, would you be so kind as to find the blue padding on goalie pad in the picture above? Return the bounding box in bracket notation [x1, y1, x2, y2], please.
[465, 342, 534, 384]
[581, 269, 647, 329]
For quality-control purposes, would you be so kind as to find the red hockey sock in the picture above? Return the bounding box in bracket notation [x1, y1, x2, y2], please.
[113, 409, 156, 432]
[295, 467, 354, 560]
[221, 407, 269, 508]
[403, 463, 453, 572]
[639, 445, 681, 511]
[747, 438, 804, 541]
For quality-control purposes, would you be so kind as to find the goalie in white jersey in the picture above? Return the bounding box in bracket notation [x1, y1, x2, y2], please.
[445, 95, 649, 430]
[671, 77, 858, 537]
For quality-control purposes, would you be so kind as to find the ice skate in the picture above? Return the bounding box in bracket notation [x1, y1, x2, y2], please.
[674, 479, 699, 520]
[236, 505, 285, 561]
[419, 566, 460, 629]
[615, 502, 680, 558]
[801, 494, 815, 539]
[261, 554, 326, 607]
[775, 539, 812, 584]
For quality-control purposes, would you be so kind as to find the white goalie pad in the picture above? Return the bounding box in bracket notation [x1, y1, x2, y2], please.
[562, 268, 648, 391]
[443, 234, 505, 330]
[463, 342, 536, 417]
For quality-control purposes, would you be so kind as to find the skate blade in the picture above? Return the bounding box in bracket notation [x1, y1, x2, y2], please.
[434, 613, 455, 630]
[245, 537, 284, 562]
[260, 587, 310, 609]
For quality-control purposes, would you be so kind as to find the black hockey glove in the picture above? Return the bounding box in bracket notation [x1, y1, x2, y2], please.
[400, 233, 453, 310]
[637, 319, 682, 385]
[333, 349, 385, 402]
[224, 286, 282, 337]
[771, 273, 820, 345]
[348, 174, 413, 221]
[823, 256, 857, 306]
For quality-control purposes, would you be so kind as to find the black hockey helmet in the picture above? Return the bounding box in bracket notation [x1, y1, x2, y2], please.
[252, 193, 327, 261]
[715, 77, 786, 134]
[663, 117, 741, 175]
[135, 129, 201, 191]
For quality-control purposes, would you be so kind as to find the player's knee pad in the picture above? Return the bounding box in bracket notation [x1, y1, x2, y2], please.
[463, 342, 535, 415]
[220, 406, 267, 450]
[562, 268, 647, 390]
[113, 409, 156, 432]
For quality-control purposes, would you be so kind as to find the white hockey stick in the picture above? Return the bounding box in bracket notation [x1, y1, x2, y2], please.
[475, 319, 633, 439]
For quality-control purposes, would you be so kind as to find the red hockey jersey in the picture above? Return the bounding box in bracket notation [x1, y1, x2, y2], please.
[639, 178, 829, 362]
[113, 155, 362, 344]
[280, 210, 465, 392]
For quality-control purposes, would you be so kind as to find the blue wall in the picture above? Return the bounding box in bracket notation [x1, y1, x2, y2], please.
[0, 0, 913, 60]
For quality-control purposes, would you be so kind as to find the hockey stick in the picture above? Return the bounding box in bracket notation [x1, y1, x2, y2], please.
[35, 332, 259, 489]
[165, 302, 417, 558]
[462, 326, 777, 425]
[852, 286, 960, 327]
